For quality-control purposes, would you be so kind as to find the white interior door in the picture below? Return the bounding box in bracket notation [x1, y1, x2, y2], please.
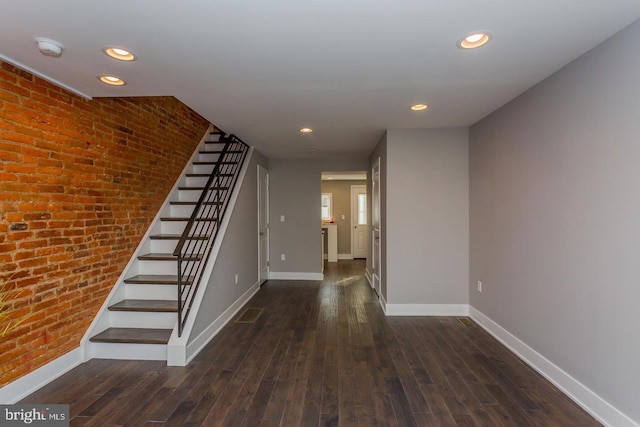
[351, 185, 369, 259]
[372, 158, 381, 295]
[258, 165, 269, 284]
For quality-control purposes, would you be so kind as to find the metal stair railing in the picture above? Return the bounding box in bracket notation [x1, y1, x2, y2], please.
[173, 133, 250, 336]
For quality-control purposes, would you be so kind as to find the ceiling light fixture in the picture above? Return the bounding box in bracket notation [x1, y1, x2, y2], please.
[300, 128, 313, 133]
[410, 104, 428, 111]
[458, 32, 492, 49]
[98, 75, 126, 86]
[103, 46, 136, 61]
[35, 37, 64, 57]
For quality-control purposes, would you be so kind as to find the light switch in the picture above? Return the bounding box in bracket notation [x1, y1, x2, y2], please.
[341, 215, 345, 220]
[280, 215, 285, 222]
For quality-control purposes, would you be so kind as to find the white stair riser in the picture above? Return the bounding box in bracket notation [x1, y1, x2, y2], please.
[178, 189, 222, 202]
[198, 152, 220, 163]
[206, 134, 222, 142]
[109, 311, 177, 329]
[150, 239, 180, 253]
[186, 176, 209, 187]
[178, 189, 201, 202]
[170, 204, 196, 217]
[126, 284, 177, 300]
[161, 221, 188, 235]
[192, 164, 215, 174]
[138, 259, 177, 275]
[87, 342, 167, 361]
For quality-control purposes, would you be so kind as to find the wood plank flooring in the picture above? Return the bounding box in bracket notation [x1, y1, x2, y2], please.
[21, 260, 600, 426]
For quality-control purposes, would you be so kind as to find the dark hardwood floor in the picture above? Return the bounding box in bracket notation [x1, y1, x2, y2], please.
[22, 260, 600, 426]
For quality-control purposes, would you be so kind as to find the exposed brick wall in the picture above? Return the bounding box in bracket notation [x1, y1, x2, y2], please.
[0, 60, 210, 386]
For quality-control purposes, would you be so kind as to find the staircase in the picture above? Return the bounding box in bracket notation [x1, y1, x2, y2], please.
[85, 130, 250, 361]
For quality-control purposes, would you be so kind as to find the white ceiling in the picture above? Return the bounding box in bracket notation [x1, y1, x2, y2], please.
[1, 1, 639, 159]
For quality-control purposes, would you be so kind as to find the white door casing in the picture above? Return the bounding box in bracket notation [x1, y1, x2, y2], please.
[351, 185, 369, 259]
[372, 158, 381, 295]
[258, 165, 269, 284]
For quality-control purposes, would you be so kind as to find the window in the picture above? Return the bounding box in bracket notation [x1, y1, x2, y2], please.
[321, 193, 332, 220]
[357, 193, 367, 225]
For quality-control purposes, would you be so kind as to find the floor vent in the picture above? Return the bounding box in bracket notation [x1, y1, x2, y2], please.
[236, 308, 263, 323]
[456, 317, 474, 327]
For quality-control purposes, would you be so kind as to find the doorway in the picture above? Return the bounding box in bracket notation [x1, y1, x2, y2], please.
[351, 185, 368, 259]
[258, 165, 269, 284]
[372, 158, 381, 295]
[321, 171, 367, 260]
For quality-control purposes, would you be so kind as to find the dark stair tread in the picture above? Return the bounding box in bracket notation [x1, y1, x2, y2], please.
[186, 173, 234, 177]
[169, 201, 222, 205]
[192, 161, 238, 165]
[160, 217, 218, 222]
[178, 186, 229, 190]
[90, 327, 172, 344]
[108, 299, 178, 312]
[124, 274, 194, 285]
[138, 253, 202, 261]
[149, 234, 209, 240]
[199, 150, 244, 154]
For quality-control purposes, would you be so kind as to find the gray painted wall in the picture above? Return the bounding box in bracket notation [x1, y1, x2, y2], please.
[321, 179, 367, 255]
[470, 20, 640, 423]
[386, 128, 469, 305]
[269, 157, 368, 274]
[189, 149, 268, 340]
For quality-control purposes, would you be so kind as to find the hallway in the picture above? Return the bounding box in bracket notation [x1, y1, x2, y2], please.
[22, 260, 599, 426]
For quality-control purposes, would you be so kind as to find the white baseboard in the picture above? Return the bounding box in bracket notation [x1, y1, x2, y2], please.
[379, 292, 387, 314]
[364, 268, 373, 287]
[181, 281, 261, 365]
[269, 272, 323, 281]
[469, 306, 638, 427]
[0, 348, 83, 404]
[385, 303, 469, 316]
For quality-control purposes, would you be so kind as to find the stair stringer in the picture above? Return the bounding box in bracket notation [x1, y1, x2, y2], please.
[167, 147, 255, 366]
[79, 125, 216, 362]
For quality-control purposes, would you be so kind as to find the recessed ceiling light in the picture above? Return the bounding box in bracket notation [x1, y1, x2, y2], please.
[103, 46, 136, 61]
[410, 104, 428, 111]
[300, 128, 313, 133]
[458, 32, 492, 49]
[98, 75, 126, 86]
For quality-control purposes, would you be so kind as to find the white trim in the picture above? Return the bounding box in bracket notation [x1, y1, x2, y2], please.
[0, 53, 92, 100]
[385, 303, 469, 316]
[174, 281, 261, 366]
[0, 348, 82, 404]
[269, 272, 323, 281]
[469, 306, 639, 427]
[365, 268, 373, 287]
[379, 292, 387, 314]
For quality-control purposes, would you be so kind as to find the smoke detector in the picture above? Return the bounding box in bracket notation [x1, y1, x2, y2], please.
[35, 37, 64, 57]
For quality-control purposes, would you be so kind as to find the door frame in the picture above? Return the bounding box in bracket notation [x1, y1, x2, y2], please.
[350, 184, 368, 259]
[257, 165, 269, 284]
[372, 157, 381, 295]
